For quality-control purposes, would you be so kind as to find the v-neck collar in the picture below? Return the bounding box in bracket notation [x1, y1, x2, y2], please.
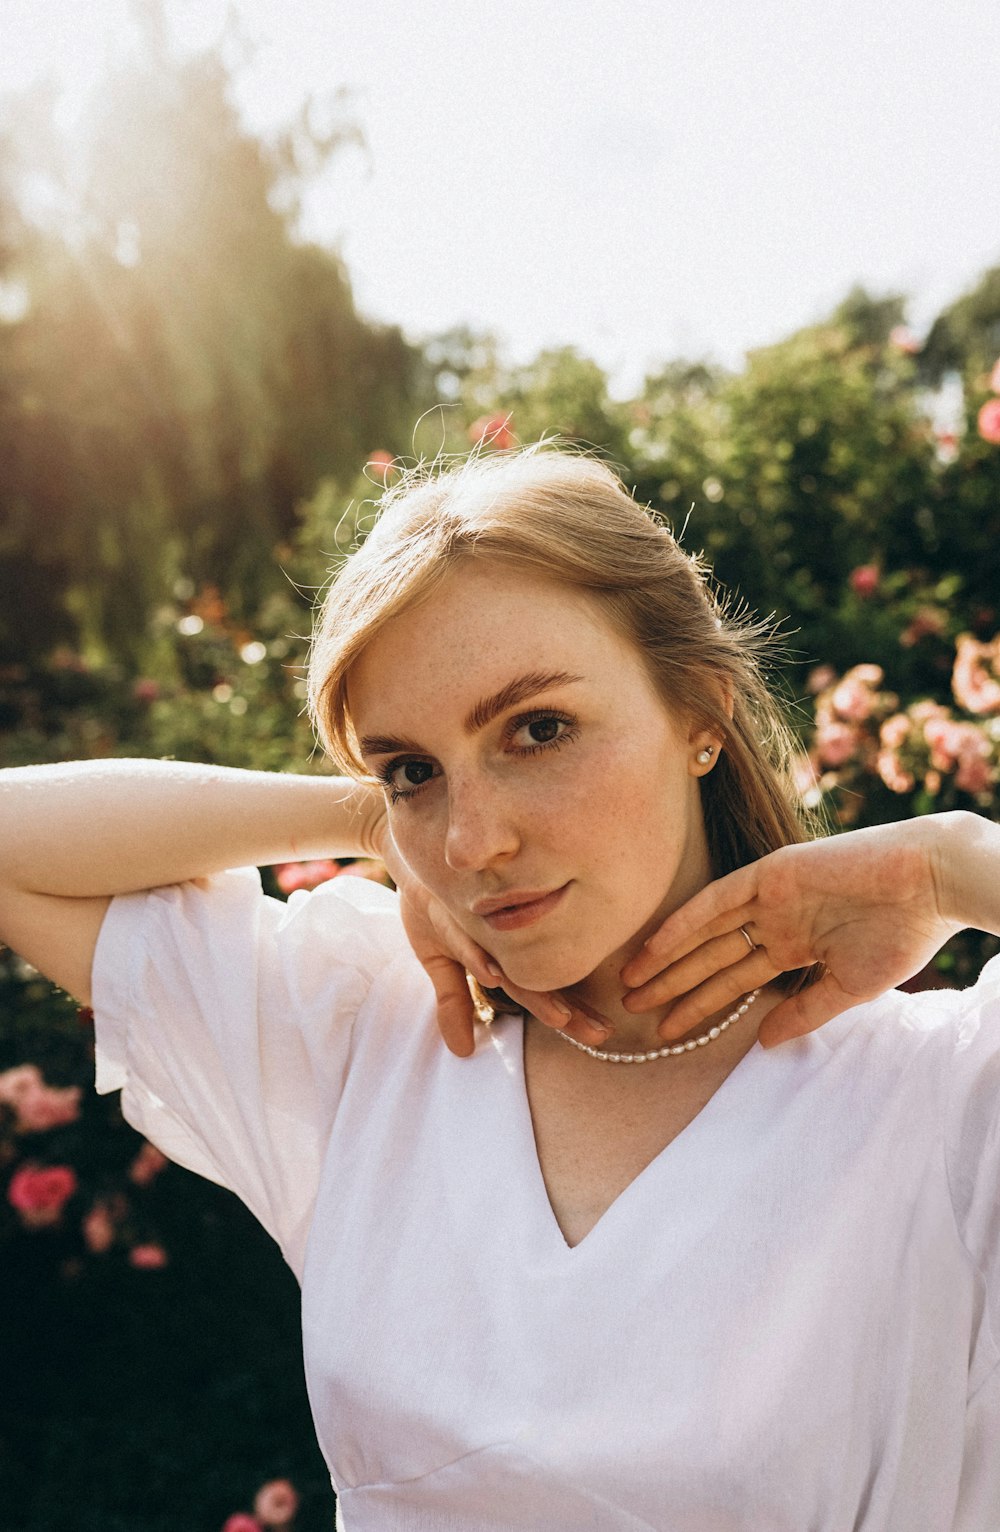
[506, 1012, 771, 1259]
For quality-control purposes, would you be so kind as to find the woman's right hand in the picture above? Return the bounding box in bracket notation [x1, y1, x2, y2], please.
[376, 826, 606, 1057]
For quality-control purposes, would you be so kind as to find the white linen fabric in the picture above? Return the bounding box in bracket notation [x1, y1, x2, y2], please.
[91, 866, 1000, 1531]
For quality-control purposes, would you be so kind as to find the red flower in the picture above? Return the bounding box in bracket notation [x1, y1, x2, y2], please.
[8, 1163, 78, 1228]
[129, 1141, 170, 1186]
[221, 1518, 262, 1532]
[468, 413, 516, 450]
[848, 564, 879, 598]
[977, 399, 1000, 445]
[82, 1201, 117, 1254]
[274, 860, 342, 895]
[128, 1242, 169, 1269]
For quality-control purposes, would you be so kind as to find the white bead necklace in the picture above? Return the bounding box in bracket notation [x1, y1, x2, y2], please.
[554, 988, 761, 1063]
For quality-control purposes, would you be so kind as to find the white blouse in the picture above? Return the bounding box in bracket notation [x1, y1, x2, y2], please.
[91, 867, 1000, 1530]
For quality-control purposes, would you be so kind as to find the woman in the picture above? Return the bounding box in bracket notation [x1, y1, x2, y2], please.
[1, 444, 999, 1530]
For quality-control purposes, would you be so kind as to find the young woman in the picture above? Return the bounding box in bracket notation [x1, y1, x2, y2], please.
[1, 445, 999, 1530]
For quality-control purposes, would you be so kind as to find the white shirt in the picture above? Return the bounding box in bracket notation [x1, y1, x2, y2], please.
[91, 866, 1000, 1530]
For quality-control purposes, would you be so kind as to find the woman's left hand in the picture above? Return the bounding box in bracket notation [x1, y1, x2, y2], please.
[620, 818, 962, 1048]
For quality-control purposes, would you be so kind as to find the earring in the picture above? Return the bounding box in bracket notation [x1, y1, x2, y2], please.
[696, 746, 715, 765]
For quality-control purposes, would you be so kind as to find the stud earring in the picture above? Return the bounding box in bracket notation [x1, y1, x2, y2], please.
[696, 746, 715, 765]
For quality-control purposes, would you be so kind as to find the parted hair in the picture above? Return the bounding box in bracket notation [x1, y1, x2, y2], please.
[307, 441, 825, 995]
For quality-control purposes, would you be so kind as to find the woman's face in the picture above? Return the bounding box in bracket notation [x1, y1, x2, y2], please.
[348, 560, 717, 996]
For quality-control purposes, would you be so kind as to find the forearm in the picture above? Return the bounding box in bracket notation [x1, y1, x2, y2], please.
[0, 759, 386, 898]
[936, 810, 1000, 938]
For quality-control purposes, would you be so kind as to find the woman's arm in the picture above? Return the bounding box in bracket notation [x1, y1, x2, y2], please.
[0, 759, 388, 1007]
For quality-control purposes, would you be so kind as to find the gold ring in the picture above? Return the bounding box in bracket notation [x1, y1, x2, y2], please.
[738, 925, 756, 953]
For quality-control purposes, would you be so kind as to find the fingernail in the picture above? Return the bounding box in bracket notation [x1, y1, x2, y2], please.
[486, 962, 503, 979]
[553, 1000, 573, 1023]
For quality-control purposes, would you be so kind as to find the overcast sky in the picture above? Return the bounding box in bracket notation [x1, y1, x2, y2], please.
[3, 0, 998, 396]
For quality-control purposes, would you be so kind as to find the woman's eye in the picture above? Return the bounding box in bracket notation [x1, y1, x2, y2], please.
[385, 759, 436, 795]
[510, 714, 575, 751]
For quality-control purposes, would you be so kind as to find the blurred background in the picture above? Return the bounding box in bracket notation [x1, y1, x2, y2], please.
[1, 1, 999, 1527]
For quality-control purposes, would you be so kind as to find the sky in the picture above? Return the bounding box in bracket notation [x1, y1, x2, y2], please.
[2, 0, 998, 397]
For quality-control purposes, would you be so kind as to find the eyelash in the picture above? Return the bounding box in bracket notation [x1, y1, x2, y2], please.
[376, 710, 581, 804]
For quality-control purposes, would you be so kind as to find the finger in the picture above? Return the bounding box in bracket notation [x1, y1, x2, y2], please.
[621, 879, 761, 985]
[500, 981, 613, 1047]
[427, 907, 503, 992]
[654, 952, 779, 1039]
[422, 953, 477, 1057]
[756, 973, 855, 1048]
[623, 930, 759, 1012]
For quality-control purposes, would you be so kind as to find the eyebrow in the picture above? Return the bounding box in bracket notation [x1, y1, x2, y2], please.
[358, 669, 585, 758]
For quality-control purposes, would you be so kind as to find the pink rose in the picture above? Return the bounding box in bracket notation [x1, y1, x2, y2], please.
[8, 1163, 78, 1228]
[274, 860, 341, 894]
[82, 1201, 117, 1254]
[879, 713, 911, 750]
[955, 754, 993, 795]
[128, 1242, 169, 1269]
[366, 450, 396, 482]
[222, 1518, 262, 1532]
[978, 399, 1000, 446]
[876, 750, 915, 795]
[849, 565, 880, 598]
[0, 1065, 82, 1134]
[806, 664, 837, 695]
[468, 413, 516, 450]
[253, 1478, 300, 1527]
[951, 634, 1000, 716]
[815, 720, 859, 767]
[129, 1142, 170, 1186]
[830, 677, 877, 722]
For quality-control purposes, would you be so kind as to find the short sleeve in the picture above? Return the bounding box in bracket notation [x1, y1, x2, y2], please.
[90, 866, 412, 1280]
[943, 951, 1000, 1395]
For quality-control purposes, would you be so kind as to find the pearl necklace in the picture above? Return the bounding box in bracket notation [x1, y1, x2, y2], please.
[554, 988, 761, 1063]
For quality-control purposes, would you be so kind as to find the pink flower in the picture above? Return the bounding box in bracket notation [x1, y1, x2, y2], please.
[274, 860, 341, 894]
[955, 753, 994, 795]
[0, 1064, 82, 1134]
[952, 634, 1000, 715]
[815, 719, 860, 767]
[253, 1478, 300, 1527]
[8, 1163, 78, 1228]
[82, 1201, 117, 1254]
[990, 357, 1000, 394]
[806, 664, 837, 695]
[132, 678, 160, 703]
[889, 325, 920, 356]
[830, 675, 878, 722]
[934, 429, 960, 465]
[366, 450, 396, 483]
[849, 565, 880, 598]
[876, 749, 915, 795]
[879, 713, 911, 750]
[468, 413, 516, 450]
[222, 1518, 262, 1532]
[128, 1242, 169, 1269]
[978, 399, 1000, 446]
[129, 1141, 170, 1186]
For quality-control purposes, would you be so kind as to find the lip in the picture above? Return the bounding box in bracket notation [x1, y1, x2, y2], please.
[474, 884, 569, 932]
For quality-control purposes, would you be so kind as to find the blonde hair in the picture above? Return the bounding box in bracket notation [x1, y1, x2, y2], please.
[307, 442, 824, 994]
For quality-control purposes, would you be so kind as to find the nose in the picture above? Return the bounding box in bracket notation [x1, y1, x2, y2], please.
[444, 776, 520, 871]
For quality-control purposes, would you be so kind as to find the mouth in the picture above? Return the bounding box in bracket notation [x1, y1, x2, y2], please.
[473, 884, 570, 932]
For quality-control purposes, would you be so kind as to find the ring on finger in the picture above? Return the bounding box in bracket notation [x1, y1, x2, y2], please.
[738, 924, 757, 954]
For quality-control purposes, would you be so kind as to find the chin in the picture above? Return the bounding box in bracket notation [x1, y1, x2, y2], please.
[491, 943, 605, 997]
